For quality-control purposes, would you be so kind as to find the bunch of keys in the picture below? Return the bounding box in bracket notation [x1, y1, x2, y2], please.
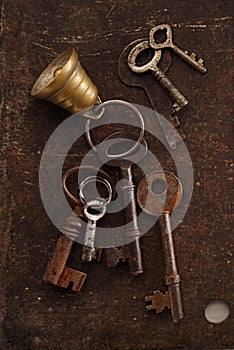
[85, 100, 147, 275]
[118, 23, 207, 149]
[137, 171, 183, 322]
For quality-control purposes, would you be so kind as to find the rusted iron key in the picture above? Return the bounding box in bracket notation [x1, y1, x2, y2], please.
[42, 202, 87, 292]
[98, 131, 148, 275]
[150, 24, 206, 73]
[118, 39, 185, 150]
[137, 171, 183, 322]
[128, 40, 188, 112]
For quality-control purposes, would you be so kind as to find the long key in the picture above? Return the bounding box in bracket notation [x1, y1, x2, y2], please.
[98, 131, 148, 275]
[128, 40, 188, 111]
[150, 24, 206, 73]
[118, 39, 185, 149]
[82, 199, 106, 262]
[42, 204, 87, 292]
[137, 171, 183, 322]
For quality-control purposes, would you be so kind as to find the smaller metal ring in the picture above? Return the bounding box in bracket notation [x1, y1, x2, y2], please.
[127, 40, 161, 73]
[83, 199, 106, 222]
[85, 99, 145, 157]
[79, 176, 113, 205]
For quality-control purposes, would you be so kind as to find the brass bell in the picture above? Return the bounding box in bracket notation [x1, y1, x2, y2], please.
[31, 47, 101, 114]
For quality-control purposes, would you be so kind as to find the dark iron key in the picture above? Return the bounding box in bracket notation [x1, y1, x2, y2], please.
[42, 203, 87, 292]
[98, 131, 148, 275]
[137, 171, 183, 322]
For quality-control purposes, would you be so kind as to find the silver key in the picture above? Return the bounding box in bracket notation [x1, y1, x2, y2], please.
[128, 40, 188, 111]
[82, 199, 106, 262]
[149, 24, 206, 73]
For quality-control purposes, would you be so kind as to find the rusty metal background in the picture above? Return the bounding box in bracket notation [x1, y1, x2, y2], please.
[0, 0, 233, 349]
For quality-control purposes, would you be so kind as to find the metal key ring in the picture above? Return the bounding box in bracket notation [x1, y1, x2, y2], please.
[127, 40, 162, 73]
[79, 175, 113, 205]
[83, 198, 107, 222]
[62, 165, 115, 205]
[85, 99, 145, 157]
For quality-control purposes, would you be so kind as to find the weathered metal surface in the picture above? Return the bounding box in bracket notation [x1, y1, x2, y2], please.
[127, 38, 189, 111]
[0, 0, 233, 349]
[138, 172, 183, 322]
[42, 203, 87, 291]
[149, 24, 207, 73]
[98, 131, 147, 275]
[118, 39, 185, 146]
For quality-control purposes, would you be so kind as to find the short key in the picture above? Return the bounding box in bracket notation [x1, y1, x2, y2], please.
[118, 39, 185, 149]
[128, 40, 188, 111]
[82, 199, 106, 262]
[150, 24, 206, 73]
[98, 131, 148, 275]
[79, 175, 113, 262]
[42, 202, 87, 292]
[137, 171, 183, 322]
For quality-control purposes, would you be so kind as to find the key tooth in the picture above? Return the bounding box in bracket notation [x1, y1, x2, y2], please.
[190, 52, 196, 60]
[105, 240, 143, 276]
[172, 102, 181, 112]
[198, 58, 204, 64]
[169, 116, 186, 140]
[57, 266, 87, 292]
[42, 202, 87, 292]
[145, 290, 171, 313]
[170, 115, 180, 128]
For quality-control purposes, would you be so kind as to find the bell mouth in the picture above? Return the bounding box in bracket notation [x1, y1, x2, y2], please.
[31, 47, 78, 98]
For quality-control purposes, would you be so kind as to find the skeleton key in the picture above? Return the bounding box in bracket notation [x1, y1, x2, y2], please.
[118, 39, 185, 149]
[98, 131, 148, 275]
[128, 40, 188, 111]
[150, 24, 206, 73]
[79, 176, 113, 262]
[42, 203, 87, 292]
[82, 199, 106, 262]
[137, 171, 183, 322]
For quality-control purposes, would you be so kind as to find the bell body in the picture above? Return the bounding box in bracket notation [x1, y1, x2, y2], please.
[31, 48, 99, 113]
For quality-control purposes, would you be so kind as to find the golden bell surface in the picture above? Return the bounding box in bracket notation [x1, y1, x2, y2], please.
[31, 48, 99, 114]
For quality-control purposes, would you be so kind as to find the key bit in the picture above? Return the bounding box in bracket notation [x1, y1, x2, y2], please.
[42, 203, 87, 292]
[57, 266, 86, 292]
[145, 290, 171, 313]
[105, 246, 129, 267]
[105, 240, 142, 276]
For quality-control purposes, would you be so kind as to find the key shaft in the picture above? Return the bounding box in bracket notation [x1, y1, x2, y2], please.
[159, 211, 183, 322]
[119, 165, 143, 275]
[98, 131, 147, 275]
[151, 66, 188, 110]
[171, 44, 206, 73]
